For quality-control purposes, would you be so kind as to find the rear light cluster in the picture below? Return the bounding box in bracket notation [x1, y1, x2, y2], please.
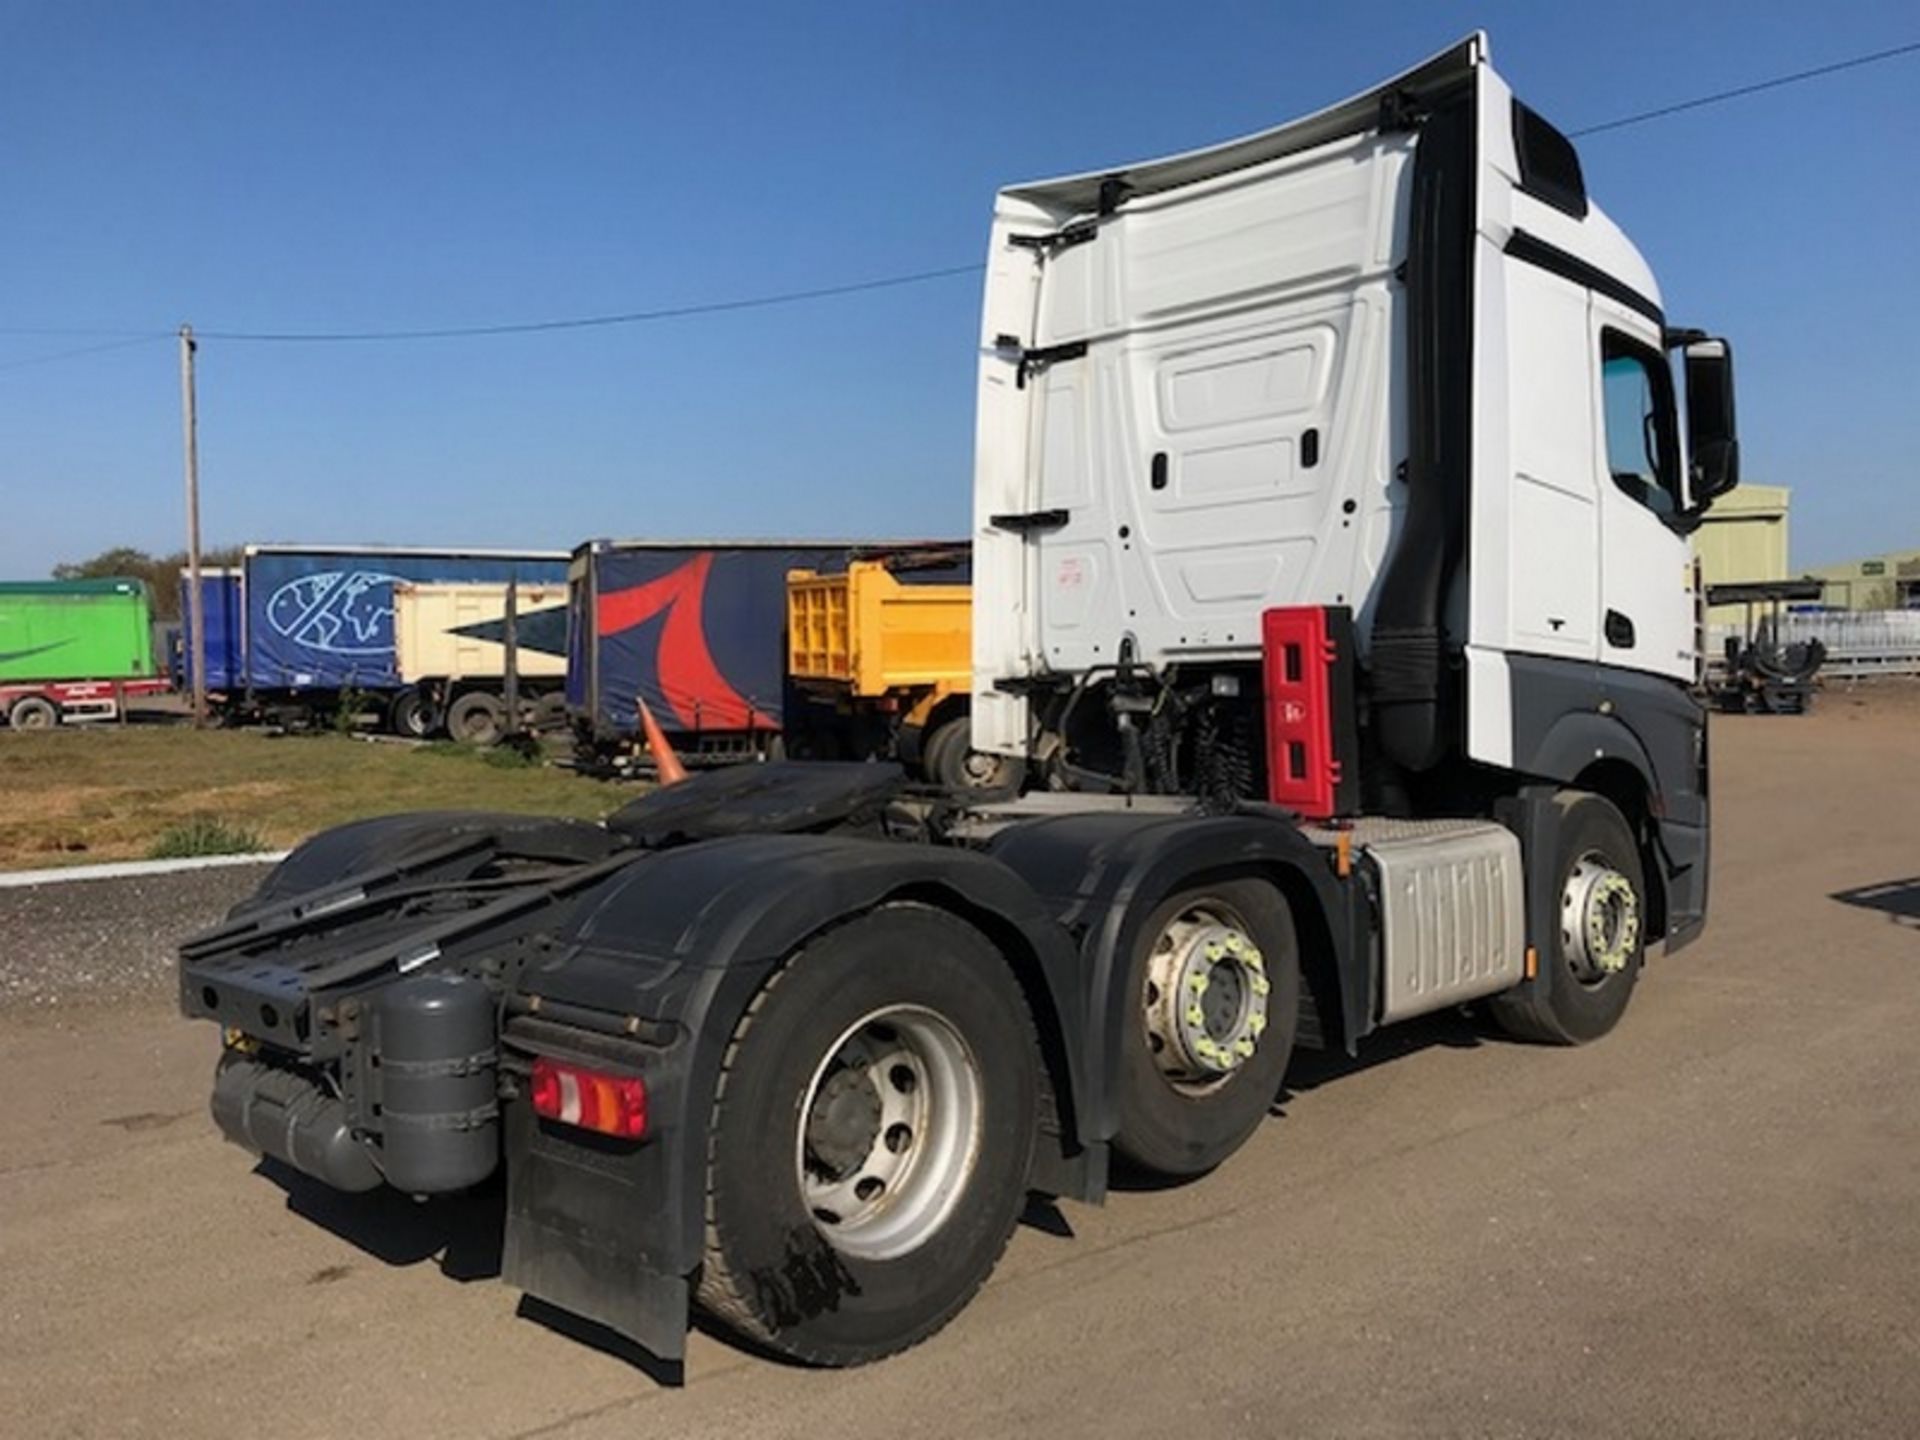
[529, 1056, 648, 1139]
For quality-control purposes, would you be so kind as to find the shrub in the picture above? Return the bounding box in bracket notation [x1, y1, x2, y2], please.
[147, 816, 267, 859]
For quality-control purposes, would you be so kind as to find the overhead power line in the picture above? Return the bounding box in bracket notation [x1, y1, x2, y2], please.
[2, 38, 1915, 357]
[192, 262, 987, 343]
[0, 332, 170, 374]
[0, 324, 165, 338]
[1568, 38, 1920, 137]
[149, 35, 1920, 345]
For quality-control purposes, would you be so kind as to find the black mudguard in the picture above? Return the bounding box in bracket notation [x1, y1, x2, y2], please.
[1512, 668, 1711, 945]
[986, 810, 1368, 1141]
[498, 832, 1090, 1363]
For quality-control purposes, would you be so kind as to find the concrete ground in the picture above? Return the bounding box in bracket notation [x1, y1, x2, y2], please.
[2, 688, 1917, 1439]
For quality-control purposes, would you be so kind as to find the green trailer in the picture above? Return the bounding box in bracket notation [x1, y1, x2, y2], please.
[0, 578, 170, 728]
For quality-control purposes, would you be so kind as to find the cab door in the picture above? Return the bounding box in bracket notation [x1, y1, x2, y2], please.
[1591, 297, 1694, 682]
[1503, 258, 1600, 661]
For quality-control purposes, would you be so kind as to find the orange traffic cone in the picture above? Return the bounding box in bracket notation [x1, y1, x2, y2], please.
[636, 697, 688, 786]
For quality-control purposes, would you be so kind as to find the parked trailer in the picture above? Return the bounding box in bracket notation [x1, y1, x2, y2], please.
[391, 581, 570, 742]
[236, 545, 570, 731]
[180, 34, 1740, 1373]
[172, 568, 245, 702]
[0, 578, 170, 727]
[567, 539, 963, 767]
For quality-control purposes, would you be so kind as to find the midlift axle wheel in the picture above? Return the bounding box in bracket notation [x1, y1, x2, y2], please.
[1113, 878, 1300, 1178]
[1142, 909, 1274, 1083]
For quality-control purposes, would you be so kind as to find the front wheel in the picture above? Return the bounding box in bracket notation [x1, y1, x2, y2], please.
[1488, 790, 1646, 1045]
[924, 715, 1024, 794]
[696, 904, 1039, 1366]
[1112, 877, 1300, 1177]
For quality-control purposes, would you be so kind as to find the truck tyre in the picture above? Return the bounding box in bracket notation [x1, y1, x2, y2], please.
[697, 904, 1039, 1366]
[1488, 791, 1646, 1045]
[445, 691, 506, 746]
[925, 715, 1023, 794]
[387, 687, 435, 739]
[1112, 877, 1300, 1178]
[7, 695, 58, 730]
[784, 728, 844, 762]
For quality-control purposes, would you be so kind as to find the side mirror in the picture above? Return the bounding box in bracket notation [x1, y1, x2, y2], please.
[1683, 337, 1739, 506]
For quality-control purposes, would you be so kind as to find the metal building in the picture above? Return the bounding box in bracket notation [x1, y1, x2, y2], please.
[1694, 484, 1790, 627]
[1805, 549, 1920, 611]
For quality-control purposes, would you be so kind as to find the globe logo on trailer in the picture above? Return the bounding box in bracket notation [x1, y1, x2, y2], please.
[265, 571, 405, 656]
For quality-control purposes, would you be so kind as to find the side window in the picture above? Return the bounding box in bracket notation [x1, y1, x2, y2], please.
[1600, 331, 1681, 518]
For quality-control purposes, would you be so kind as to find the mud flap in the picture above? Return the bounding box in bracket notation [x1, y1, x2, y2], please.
[499, 1028, 698, 1365]
[502, 1215, 689, 1364]
[1493, 786, 1571, 1007]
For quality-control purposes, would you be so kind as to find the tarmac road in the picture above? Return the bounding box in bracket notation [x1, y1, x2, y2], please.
[3, 693, 1917, 1439]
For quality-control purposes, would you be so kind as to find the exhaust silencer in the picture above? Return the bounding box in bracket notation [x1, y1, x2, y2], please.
[211, 1053, 382, 1192]
[211, 974, 502, 1197]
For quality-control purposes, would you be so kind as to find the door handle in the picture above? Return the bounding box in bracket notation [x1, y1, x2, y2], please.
[1605, 610, 1636, 648]
[989, 509, 1071, 534]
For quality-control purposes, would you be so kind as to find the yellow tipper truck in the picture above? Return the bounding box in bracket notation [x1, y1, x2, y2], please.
[786, 558, 1019, 789]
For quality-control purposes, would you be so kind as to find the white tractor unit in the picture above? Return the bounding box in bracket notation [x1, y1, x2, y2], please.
[179, 34, 1737, 1371]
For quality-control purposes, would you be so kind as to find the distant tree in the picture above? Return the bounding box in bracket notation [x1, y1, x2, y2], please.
[51, 545, 245, 621]
[51, 546, 155, 582]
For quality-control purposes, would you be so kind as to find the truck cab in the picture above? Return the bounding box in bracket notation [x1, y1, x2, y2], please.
[971, 31, 1736, 950]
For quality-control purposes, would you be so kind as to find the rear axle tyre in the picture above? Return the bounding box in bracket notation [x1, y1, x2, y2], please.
[1112, 877, 1300, 1177]
[1488, 791, 1646, 1045]
[445, 691, 507, 746]
[696, 904, 1039, 1366]
[925, 715, 1024, 794]
[783, 728, 846, 763]
[7, 695, 58, 730]
[530, 692, 570, 734]
[387, 687, 435, 739]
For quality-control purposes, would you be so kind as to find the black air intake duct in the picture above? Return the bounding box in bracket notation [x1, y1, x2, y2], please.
[1371, 81, 1478, 773]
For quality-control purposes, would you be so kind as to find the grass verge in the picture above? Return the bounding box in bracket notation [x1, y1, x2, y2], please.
[0, 727, 629, 871]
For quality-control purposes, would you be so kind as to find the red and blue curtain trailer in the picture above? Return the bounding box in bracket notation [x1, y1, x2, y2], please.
[565, 539, 966, 769]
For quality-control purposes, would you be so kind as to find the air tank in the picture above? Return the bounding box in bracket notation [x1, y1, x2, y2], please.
[372, 973, 500, 1194]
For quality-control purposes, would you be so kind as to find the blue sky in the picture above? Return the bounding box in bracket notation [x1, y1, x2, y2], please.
[1, 1, 1914, 578]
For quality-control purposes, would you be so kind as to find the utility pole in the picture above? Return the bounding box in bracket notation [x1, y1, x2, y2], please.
[502, 576, 521, 738]
[179, 324, 206, 728]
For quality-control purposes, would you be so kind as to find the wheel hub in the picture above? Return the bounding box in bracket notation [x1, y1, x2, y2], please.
[796, 1007, 983, 1262]
[1561, 856, 1640, 982]
[1143, 912, 1271, 1083]
[804, 1066, 883, 1178]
